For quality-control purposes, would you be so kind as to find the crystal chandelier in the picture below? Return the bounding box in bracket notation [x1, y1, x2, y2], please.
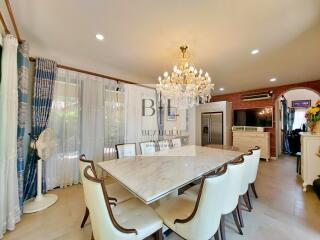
[156, 46, 214, 109]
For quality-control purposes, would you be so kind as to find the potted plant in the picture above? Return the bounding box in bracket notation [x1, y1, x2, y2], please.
[306, 100, 320, 134]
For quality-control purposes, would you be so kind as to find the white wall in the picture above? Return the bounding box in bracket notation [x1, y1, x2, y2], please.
[163, 107, 187, 134]
[283, 89, 319, 107]
[188, 107, 196, 145]
[188, 101, 233, 146]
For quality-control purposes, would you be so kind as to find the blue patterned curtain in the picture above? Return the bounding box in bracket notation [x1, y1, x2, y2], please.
[23, 58, 57, 200]
[17, 41, 30, 208]
[281, 98, 290, 154]
[288, 108, 295, 131]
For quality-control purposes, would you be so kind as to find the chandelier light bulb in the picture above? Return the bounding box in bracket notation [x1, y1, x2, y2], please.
[156, 46, 214, 109]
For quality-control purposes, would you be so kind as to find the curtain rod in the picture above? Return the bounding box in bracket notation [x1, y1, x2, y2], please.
[0, 9, 10, 34]
[29, 57, 155, 90]
[4, 0, 22, 42]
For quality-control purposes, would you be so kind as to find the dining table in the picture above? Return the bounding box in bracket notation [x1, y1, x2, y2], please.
[205, 144, 240, 151]
[98, 145, 244, 205]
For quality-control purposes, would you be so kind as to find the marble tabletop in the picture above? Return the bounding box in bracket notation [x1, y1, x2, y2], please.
[205, 144, 239, 151]
[98, 145, 243, 204]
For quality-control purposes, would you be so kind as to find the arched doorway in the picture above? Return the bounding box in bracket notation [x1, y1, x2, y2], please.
[275, 88, 320, 158]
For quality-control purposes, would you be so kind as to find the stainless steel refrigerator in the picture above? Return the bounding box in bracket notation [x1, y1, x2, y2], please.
[201, 112, 223, 146]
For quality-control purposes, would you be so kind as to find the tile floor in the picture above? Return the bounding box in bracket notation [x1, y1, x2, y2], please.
[3, 155, 320, 240]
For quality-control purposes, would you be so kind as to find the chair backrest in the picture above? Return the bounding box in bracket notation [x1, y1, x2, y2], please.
[82, 165, 137, 240]
[239, 151, 254, 195]
[79, 155, 96, 180]
[79, 155, 97, 208]
[158, 140, 170, 151]
[221, 158, 245, 215]
[248, 146, 261, 183]
[171, 138, 182, 148]
[175, 167, 228, 240]
[115, 143, 136, 159]
[139, 141, 156, 155]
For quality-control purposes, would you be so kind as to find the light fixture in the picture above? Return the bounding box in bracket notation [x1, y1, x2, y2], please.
[219, 87, 225, 91]
[270, 78, 277, 82]
[251, 49, 260, 55]
[156, 46, 214, 108]
[95, 33, 104, 41]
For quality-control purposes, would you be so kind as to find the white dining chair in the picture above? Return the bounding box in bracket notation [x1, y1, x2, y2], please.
[115, 143, 136, 158]
[82, 165, 163, 240]
[237, 150, 255, 227]
[185, 160, 245, 240]
[157, 140, 170, 151]
[171, 138, 182, 148]
[219, 158, 245, 239]
[248, 146, 261, 199]
[139, 141, 156, 155]
[79, 155, 133, 228]
[155, 167, 228, 240]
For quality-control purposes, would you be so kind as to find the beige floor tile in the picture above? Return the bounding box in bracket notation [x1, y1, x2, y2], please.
[3, 155, 320, 240]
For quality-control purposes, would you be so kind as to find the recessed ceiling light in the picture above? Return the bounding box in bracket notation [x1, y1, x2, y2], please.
[219, 87, 225, 91]
[96, 33, 104, 41]
[270, 78, 277, 82]
[251, 49, 260, 55]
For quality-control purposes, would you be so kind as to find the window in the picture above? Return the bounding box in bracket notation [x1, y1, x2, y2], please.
[292, 108, 307, 130]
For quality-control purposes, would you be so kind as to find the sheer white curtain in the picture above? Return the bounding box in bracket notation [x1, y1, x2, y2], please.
[46, 69, 81, 190]
[81, 73, 120, 164]
[104, 86, 125, 161]
[124, 84, 158, 152]
[81, 74, 105, 164]
[46, 70, 123, 187]
[0, 34, 21, 238]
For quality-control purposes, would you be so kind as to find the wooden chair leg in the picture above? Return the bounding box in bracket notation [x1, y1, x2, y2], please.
[243, 193, 252, 212]
[220, 215, 226, 240]
[251, 182, 258, 198]
[232, 209, 243, 235]
[246, 190, 253, 209]
[91, 232, 94, 240]
[154, 228, 163, 240]
[81, 207, 89, 228]
[237, 201, 244, 228]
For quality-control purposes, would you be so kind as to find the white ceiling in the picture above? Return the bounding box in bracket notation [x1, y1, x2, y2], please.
[2, 0, 320, 94]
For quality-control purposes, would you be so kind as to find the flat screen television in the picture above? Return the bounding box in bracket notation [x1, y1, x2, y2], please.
[233, 107, 273, 128]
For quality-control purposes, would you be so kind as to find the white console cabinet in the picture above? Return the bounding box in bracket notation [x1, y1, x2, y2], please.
[300, 133, 320, 191]
[233, 130, 270, 160]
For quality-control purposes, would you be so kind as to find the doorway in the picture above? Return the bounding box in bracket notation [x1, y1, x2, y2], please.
[275, 88, 320, 158]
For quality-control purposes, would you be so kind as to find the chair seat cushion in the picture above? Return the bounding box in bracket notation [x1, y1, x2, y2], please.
[113, 198, 163, 239]
[155, 195, 195, 232]
[183, 184, 200, 201]
[106, 182, 133, 203]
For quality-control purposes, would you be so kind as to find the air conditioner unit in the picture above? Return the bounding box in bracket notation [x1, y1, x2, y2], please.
[240, 91, 273, 101]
